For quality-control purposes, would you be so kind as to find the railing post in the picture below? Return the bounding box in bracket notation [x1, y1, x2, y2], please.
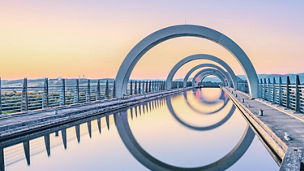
[134, 80, 138, 94]
[154, 81, 157, 91]
[263, 78, 267, 100]
[130, 80, 133, 95]
[86, 79, 90, 102]
[268, 78, 271, 102]
[112, 80, 116, 98]
[149, 80, 151, 92]
[42, 78, 49, 108]
[141, 81, 144, 93]
[159, 81, 162, 90]
[242, 82, 245, 92]
[259, 79, 262, 98]
[142, 81, 145, 93]
[142, 81, 144, 93]
[138, 81, 142, 94]
[286, 76, 290, 109]
[295, 75, 300, 112]
[96, 80, 101, 100]
[105, 80, 109, 99]
[260, 78, 264, 99]
[141, 80, 146, 94]
[0, 77, 2, 114]
[145, 81, 148, 93]
[272, 77, 276, 104]
[21, 78, 28, 111]
[59, 78, 65, 106]
[161, 81, 164, 90]
[74, 79, 79, 103]
[279, 77, 282, 106]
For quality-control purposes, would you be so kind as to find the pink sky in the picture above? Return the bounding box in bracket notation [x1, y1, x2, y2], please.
[0, 0, 303, 80]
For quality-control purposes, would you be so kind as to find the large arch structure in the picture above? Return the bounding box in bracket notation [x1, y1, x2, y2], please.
[189, 64, 232, 87]
[199, 72, 225, 85]
[192, 68, 228, 87]
[199, 72, 226, 84]
[168, 62, 233, 88]
[115, 25, 258, 98]
[183, 62, 235, 88]
[166, 54, 237, 90]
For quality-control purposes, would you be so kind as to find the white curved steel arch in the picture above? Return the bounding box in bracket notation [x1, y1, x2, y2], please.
[115, 25, 258, 98]
[183, 62, 235, 88]
[185, 63, 232, 87]
[192, 68, 227, 86]
[200, 73, 225, 86]
[165, 54, 237, 89]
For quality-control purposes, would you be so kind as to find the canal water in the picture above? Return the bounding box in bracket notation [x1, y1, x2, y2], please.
[1, 88, 279, 171]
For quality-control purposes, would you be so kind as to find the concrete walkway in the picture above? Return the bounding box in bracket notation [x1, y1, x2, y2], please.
[223, 87, 304, 171]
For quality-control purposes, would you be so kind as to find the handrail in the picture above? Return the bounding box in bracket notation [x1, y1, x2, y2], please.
[237, 75, 304, 113]
[0, 78, 180, 114]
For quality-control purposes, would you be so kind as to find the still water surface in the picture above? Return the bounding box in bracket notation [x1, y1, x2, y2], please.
[2, 88, 279, 171]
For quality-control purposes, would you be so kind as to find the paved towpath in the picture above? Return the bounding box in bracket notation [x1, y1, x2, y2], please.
[223, 87, 304, 171]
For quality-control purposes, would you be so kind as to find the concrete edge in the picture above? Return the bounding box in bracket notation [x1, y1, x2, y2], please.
[222, 87, 287, 160]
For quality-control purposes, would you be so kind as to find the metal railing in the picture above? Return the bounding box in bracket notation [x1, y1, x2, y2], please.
[0, 78, 183, 114]
[237, 75, 304, 113]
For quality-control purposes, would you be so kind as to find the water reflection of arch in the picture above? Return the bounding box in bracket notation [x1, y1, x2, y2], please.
[192, 88, 227, 105]
[115, 107, 255, 170]
[192, 69, 227, 87]
[167, 95, 234, 130]
[183, 89, 229, 115]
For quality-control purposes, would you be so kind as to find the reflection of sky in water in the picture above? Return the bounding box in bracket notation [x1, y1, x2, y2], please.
[3, 88, 278, 171]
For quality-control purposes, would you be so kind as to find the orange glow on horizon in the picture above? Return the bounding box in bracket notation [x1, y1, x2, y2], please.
[1, 1, 303, 80]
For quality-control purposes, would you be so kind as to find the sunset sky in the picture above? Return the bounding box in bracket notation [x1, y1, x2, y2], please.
[1, 0, 303, 80]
